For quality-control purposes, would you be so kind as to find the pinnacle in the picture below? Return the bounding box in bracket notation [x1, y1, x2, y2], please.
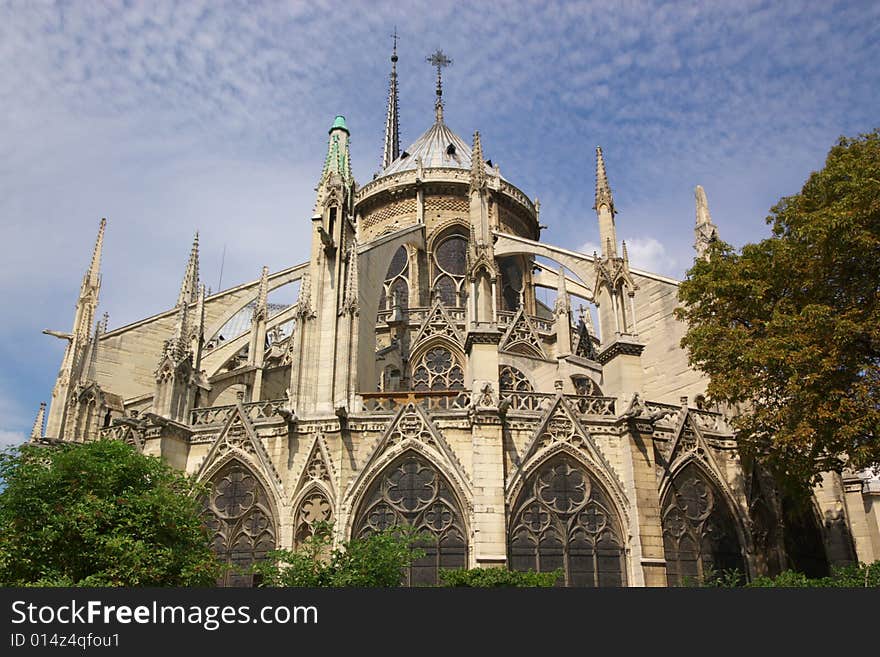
[594, 147, 615, 214]
[85, 217, 106, 289]
[177, 232, 200, 307]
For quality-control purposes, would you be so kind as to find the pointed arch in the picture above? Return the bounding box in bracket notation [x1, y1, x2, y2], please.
[508, 449, 628, 587]
[200, 456, 278, 587]
[352, 449, 469, 586]
[291, 483, 335, 549]
[660, 459, 747, 586]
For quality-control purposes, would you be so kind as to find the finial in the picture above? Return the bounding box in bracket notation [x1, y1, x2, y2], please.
[30, 402, 46, 441]
[426, 49, 452, 123]
[382, 29, 401, 169]
[594, 146, 615, 215]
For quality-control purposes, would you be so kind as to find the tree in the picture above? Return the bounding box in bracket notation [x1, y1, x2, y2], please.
[0, 439, 221, 586]
[677, 130, 880, 490]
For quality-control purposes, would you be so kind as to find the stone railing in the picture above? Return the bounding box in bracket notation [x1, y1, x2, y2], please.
[690, 409, 728, 433]
[563, 395, 616, 416]
[496, 310, 554, 334]
[361, 390, 471, 413]
[643, 401, 681, 426]
[190, 399, 286, 427]
[503, 391, 556, 412]
[97, 424, 129, 441]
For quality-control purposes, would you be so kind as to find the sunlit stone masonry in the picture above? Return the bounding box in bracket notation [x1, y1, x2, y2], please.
[35, 44, 879, 586]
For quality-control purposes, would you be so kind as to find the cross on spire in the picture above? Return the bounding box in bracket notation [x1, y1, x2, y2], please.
[426, 49, 452, 123]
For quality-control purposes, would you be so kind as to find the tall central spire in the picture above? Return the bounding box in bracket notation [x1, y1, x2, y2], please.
[426, 49, 452, 124]
[381, 29, 401, 170]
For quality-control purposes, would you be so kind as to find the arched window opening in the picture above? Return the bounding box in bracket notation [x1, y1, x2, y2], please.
[354, 452, 468, 586]
[499, 257, 524, 311]
[411, 346, 464, 391]
[499, 365, 533, 393]
[661, 463, 745, 586]
[432, 233, 467, 307]
[509, 455, 627, 587]
[293, 488, 334, 551]
[202, 460, 277, 587]
[572, 376, 602, 396]
[380, 246, 410, 312]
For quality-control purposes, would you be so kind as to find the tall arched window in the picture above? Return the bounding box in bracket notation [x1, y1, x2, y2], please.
[499, 256, 524, 311]
[202, 459, 277, 587]
[379, 246, 410, 312]
[411, 346, 464, 391]
[432, 232, 467, 307]
[661, 462, 745, 586]
[354, 452, 468, 585]
[509, 455, 627, 586]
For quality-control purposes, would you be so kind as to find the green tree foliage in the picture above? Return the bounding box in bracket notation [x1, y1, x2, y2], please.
[439, 567, 562, 587]
[253, 523, 426, 587]
[0, 440, 220, 586]
[677, 130, 880, 488]
[687, 561, 879, 588]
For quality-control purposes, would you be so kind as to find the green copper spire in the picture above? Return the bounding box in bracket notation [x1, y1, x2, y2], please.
[318, 115, 353, 188]
[329, 115, 349, 134]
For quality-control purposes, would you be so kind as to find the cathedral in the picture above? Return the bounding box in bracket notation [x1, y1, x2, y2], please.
[32, 44, 880, 587]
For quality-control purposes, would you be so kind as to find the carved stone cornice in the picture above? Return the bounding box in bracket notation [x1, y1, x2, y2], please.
[596, 339, 645, 365]
[465, 328, 502, 352]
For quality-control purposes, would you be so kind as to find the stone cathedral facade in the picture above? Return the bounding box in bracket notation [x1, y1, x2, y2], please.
[34, 47, 879, 587]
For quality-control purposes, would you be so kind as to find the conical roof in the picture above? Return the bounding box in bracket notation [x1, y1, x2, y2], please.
[380, 119, 499, 178]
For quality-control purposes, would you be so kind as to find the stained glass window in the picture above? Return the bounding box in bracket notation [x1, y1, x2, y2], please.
[354, 452, 468, 586]
[432, 233, 467, 307]
[412, 347, 464, 391]
[661, 462, 745, 586]
[509, 455, 626, 587]
[202, 460, 277, 587]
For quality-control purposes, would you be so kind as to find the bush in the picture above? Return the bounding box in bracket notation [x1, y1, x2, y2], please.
[685, 561, 880, 587]
[439, 567, 562, 587]
[0, 440, 220, 586]
[253, 523, 427, 587]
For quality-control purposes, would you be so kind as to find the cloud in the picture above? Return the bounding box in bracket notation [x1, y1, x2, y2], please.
[0, 1, 878, 425]
[578, 237, 679, 277]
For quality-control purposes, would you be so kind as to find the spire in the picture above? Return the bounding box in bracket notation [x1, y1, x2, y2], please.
[30, 402, 46, 441]
[85, 218, 106, 290]
[594, 147, 615, 215]
[426, 49, 452, 124]
[470, 130, 485, 193]
[695, 185, 712, 226]
[381, 29, 401, 169]
[253, 265, 269, 322]
[694, 185, 719, 260]
[320, 115, 353, 187]
[177, 232, 200, 307]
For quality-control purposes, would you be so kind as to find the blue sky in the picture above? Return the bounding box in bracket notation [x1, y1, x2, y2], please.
[1, 0, 878, 447]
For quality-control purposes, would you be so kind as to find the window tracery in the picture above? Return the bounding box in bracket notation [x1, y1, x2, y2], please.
[661, 463, 745, 586]
[202, 459, 277, 587]
[412, 346, 464, 391]
[380, 246, 410, 311]
[354, 452, 468, 586]
[509, 455, 626, 586]
[293, 488, 334, 548]
[432, 233, 467, 307]
[499, 365, 533, 393]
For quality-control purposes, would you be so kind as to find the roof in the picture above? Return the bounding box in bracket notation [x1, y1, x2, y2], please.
[380, 119, 501, 178]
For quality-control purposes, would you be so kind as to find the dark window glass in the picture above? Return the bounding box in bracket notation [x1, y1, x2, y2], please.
[661, 462, 745, 586]
[509, 455, 626, 587]
[202, 460, 277, 587]
[354, 453, 468, 586]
